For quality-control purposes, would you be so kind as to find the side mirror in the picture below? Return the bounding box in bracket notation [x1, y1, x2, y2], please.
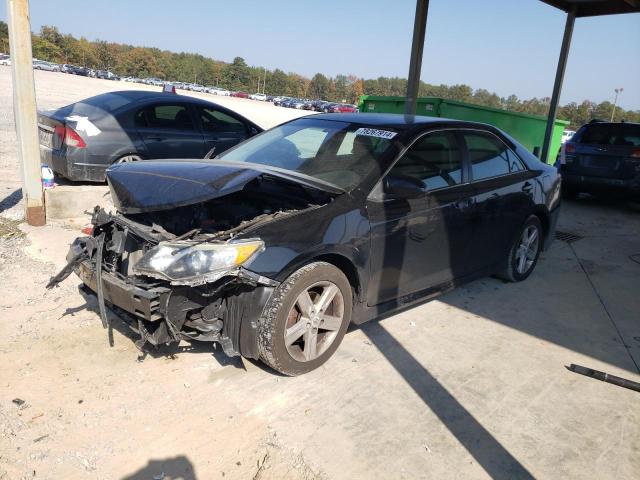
[383, 175, 425, 199]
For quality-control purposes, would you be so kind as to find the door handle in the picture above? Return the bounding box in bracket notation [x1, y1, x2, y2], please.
[522, 181, 533, 194]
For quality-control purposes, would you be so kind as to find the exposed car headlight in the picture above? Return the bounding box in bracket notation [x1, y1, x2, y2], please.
[133, 240, 264, 284]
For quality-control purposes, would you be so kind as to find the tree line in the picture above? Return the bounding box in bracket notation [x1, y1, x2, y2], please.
[1, 22, 638, 128]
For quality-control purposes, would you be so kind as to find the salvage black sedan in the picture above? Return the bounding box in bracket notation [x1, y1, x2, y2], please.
[49, 114, 561, 375]
[38, 90, 262, 182]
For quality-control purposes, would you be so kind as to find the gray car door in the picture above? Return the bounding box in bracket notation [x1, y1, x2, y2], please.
[134, 103, 204, 159]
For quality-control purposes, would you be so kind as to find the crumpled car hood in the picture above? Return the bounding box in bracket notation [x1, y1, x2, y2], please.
[106, 159, 339, 214]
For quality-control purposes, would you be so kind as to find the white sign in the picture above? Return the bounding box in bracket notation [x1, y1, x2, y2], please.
[354, 127, 397, 140]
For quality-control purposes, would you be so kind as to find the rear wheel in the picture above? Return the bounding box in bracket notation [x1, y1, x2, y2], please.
[115, 154, 141, 164]
[258, 262, 352, 376]
[498, 215, 542, 282]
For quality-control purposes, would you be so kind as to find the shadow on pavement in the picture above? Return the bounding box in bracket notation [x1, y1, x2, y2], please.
[361, 321, 534, 480]
[121, 455, 196, 480]
[0, 188, 22, 213]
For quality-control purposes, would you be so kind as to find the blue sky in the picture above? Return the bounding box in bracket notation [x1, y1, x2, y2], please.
[2, 0, 639, 109]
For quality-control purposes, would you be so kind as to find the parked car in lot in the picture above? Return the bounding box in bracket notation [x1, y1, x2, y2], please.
[274, 97, 291, 107]
[33, 60, 60, 72]
[321, 103, 339, 112]
[0, 55, 10, 66]
[311, 100, 330, 112]
[49, 113, 560, 375]
[558, 121, 640, 200]
[96, 70, 119, 81]
[144, 78, 164, 86]
[324, 103, 358, 113]
[231, 91, 249, 98]
[38, 90, 263, 182]
[250, 93, 267, 101]
[67, 65, 91, 76]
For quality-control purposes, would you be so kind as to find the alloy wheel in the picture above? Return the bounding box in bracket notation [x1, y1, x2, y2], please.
[515, 225, 539, 275]
[284, 281, 344, 362]
[116, 155, 141, 164]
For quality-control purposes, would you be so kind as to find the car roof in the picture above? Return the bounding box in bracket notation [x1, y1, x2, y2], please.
[311, 112, 467, 129]
[86, 90, 219, 106]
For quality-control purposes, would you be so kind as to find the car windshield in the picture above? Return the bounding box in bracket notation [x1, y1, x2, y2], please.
[216, 118, 397, 190]
[575, 123, 640, 147]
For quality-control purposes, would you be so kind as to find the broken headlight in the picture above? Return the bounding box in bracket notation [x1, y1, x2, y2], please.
[133, 240, 264, 284]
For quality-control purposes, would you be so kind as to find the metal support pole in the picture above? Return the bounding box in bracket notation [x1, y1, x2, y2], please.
[6, 0, 45, 225]
[404, 0, 429, 115]
[541, 8, 575, 164]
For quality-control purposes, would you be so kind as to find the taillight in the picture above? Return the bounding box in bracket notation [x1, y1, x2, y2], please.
[54, 125, 87, 148]
[565, 143, 575, 154]
[53, 125, 65, 147]
[64, 126, 86, 148]
[631, 148, 640, 158]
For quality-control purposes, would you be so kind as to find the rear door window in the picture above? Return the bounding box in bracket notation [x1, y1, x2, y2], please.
[135, 104, 195, 130]
[463, 132, 523, 181]
[575, 124, 640, 146]
[388, 131, 462, 191]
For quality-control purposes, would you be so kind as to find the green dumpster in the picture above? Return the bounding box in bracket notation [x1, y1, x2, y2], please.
[358, 95, 568, 164]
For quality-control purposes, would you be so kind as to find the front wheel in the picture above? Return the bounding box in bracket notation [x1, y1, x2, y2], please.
[258, 262, 352, 376]
[497, 215, 543, 282]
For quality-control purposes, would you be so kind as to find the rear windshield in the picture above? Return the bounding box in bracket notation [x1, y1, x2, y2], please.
[68, 93, 132, 114]
[574, 123, 640, 147]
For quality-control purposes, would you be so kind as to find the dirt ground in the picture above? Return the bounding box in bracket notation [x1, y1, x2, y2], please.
[1, 68, 639, 480]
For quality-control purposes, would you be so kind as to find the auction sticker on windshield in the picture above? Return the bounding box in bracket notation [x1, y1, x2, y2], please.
[354, 128, 397, 139]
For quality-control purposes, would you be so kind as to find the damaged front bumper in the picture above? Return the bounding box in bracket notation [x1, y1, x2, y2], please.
[51, 213, 279, 359]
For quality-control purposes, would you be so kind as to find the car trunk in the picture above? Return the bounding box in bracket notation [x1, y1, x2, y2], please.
[37, 111, 66, 150]
[564, 143, 638, 179]
[563, 123, 640, 179]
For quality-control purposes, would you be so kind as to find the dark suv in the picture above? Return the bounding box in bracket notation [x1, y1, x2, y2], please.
[558, 121, 640, 200]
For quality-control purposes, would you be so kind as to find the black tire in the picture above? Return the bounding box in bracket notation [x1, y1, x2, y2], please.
[497, 215, 543, 283]
[258, 262, 352, 376]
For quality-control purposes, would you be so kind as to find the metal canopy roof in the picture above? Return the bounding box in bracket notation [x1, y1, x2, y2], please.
[540, 0, 640, 17]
